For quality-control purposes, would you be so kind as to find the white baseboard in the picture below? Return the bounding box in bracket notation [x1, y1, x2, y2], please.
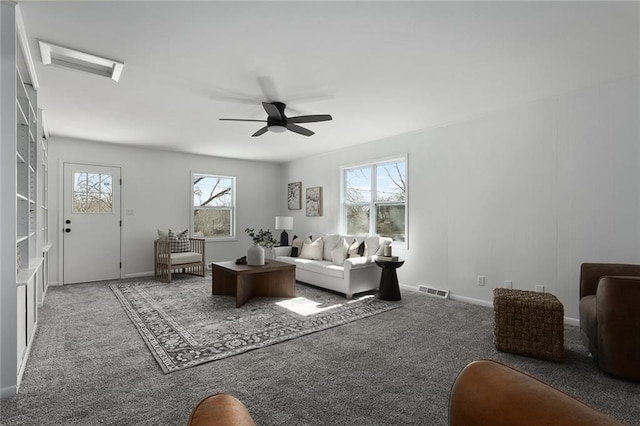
[402, 284, 579, 326]
[124, 272, 154, 279]
[1, 385, 17, 399]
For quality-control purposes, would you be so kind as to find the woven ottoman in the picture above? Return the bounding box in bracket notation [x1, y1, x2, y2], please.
[493, 288, 565, 361]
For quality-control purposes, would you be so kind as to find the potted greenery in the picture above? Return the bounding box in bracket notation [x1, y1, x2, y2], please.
[245, 228, 278, 265]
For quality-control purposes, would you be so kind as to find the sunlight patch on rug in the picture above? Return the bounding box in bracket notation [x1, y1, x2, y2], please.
[110, 276, 399, 373]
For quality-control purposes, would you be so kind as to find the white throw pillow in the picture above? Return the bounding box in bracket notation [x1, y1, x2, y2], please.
[299, 237, 324, 260]
[331, 238, 349, 265]
[322, 234, 341, 261]
[157, 229, 170, 239]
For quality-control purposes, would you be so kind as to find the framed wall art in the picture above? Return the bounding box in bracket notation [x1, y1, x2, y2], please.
[288, 182, 302, 210]
[306, 186, 323, 217]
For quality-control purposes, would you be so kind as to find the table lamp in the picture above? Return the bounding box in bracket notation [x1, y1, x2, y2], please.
[275, 216, 293, 246]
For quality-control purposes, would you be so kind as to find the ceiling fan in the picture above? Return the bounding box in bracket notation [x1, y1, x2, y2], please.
[219, 101, 332, 137]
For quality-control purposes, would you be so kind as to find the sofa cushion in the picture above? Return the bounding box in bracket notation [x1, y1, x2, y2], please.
[300, 237, 323, 260]
[158, 229, 170, 240]
[331, 238, 349, 265]
[168, 229, 190, 253]
[304, 260, 345, 278]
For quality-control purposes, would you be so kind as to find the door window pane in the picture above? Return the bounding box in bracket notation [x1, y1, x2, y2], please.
[72, 172, 113, 213]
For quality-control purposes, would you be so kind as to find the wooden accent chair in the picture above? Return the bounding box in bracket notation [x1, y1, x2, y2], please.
[154, 237, 205, 282]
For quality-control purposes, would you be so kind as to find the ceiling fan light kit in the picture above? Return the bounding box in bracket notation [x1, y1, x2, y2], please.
[220, 101, 332, 137]
[269, 125, 287, 133]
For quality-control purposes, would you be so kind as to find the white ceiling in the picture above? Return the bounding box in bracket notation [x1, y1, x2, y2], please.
[18, 1, 639, 163]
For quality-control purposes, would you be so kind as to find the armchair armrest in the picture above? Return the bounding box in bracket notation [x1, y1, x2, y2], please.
[189, 238, 205, 255]
[596, 276, 640, 378]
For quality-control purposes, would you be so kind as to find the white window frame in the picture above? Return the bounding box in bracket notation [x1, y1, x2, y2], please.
[341, 155, 408, 248]
[190, 172, 236, 241]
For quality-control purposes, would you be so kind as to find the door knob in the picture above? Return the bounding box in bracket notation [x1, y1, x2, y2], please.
[65, 228, 71, 233]
[65, 219, 71, 224]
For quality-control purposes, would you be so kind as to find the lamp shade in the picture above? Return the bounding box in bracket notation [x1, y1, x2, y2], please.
[275, 216, 293, 230]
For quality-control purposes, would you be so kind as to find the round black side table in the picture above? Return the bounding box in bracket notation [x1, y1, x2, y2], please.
[375, 259, 404, 301]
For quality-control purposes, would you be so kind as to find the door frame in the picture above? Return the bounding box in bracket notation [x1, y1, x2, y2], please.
[57, 159, 124, 285]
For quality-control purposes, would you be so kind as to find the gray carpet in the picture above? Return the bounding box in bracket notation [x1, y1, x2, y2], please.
[1, 275, 639, 425]
[110, 276, 398, 373]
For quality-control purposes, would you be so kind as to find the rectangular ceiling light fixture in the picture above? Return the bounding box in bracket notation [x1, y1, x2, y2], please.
[38, 40, 124, 82]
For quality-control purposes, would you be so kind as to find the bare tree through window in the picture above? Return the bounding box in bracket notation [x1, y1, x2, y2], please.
[73, 172, 113, 213]
[193, 174, 235, 238]
[344, 160, 406, 241]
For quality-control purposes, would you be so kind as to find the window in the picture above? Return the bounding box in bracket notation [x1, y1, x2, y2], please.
[192, 173, 235, 239]
[343, 157, 407, 244]
[73, 172, 113, 213]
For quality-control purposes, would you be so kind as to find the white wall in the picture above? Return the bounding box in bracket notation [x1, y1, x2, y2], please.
[281, 76, 640, 321]
[48, 138, 281, 283]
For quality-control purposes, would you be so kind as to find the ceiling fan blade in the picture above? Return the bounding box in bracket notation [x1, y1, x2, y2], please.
[287, 114, 333, 124]
[219, 118, 267, 122]
[252, 126, 269, 137]
[262, 102, 283, 120]
[286, 123, 314, 137]
[257, 76, 279, 102]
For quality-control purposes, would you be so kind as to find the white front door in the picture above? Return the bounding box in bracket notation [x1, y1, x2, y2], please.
[63, 163, 121, 284]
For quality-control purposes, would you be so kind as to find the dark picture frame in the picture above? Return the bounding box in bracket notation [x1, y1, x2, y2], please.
[306, 186, 323, 217]
[288, 182, 302, 210]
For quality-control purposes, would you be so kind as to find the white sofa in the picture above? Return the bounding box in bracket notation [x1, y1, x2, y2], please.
[272, 234, 393, 298]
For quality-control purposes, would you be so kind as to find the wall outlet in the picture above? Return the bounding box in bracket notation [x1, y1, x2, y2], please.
[504, 280, 513, 289]
[535, 285, 545, 293]
[477, 276, 485, 286]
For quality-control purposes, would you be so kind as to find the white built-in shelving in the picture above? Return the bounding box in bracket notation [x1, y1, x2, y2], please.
[0, 6, 49, 397]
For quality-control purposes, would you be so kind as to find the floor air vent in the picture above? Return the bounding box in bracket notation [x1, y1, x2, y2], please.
[418, 285, 449, 299]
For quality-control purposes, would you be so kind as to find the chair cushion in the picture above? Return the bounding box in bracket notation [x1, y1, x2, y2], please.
[170, 251, 201, 264]
[168, 229, 190, 253]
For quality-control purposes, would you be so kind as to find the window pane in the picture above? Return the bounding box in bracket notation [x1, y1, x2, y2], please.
[194, 209, 231, 238]
[376, 204, 405, 242]
[193, 175, 232, 207]
[345, 167, 371, 203]
[346, 205, 370, 236]
[376, 162, 406, 202]
[73, 172, 113, 213]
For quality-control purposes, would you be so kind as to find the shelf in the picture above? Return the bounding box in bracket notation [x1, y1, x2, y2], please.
[16, 99, 28, 125]
[16, 151, 25, 163]
[16, 258, 43, 285]
[17, 235, 28, 244]
[16, 193, 28, 201]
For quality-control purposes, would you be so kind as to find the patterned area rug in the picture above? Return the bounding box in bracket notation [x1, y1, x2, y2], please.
[110, 275, 399, 373]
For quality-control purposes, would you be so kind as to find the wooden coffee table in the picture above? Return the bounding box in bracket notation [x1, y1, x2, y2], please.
[211, 260, 296, 308]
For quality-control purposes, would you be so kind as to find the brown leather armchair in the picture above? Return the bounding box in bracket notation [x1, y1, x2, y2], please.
[188, 393, 255, 426]
[580, 262, 640, 380]
[449, 360, 623, 425]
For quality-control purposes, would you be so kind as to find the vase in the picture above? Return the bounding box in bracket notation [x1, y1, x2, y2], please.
[247, 243, 265, 266]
